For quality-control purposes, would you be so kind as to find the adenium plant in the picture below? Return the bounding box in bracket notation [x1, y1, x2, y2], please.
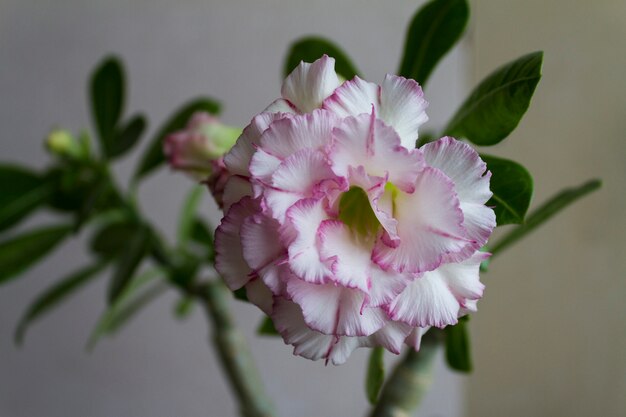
[1, 0, 600, 416]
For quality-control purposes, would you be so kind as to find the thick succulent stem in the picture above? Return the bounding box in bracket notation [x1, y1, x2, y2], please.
[198, 280, 277, 417]
[369, 340, 439, 417]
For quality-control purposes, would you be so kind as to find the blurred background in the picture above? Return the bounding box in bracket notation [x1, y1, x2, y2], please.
[0, 1, 624, 416]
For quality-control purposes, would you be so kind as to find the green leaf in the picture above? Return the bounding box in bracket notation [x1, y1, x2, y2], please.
[399, 0, 469, 87]
[445, 316, 472, 372]
[107, 114, 147, 159]
[107, 224, 151, 304]
[283, 37, 359, 80]
[90, 220, 141, 258]
[90, 56, 125, 155]
[366, 347, 385, 405]
[88, 268, 165, 350]
[15, 261, 108, 344]
[134, 98, 221, 180]
[490, 179, 601, 257]
[444, 51, 543, 146]
[0, 165, 53, 232]
[0, 224, 72, 285]
[174, 297, 195, 319]
[256, 316, 279, 336]
[233, 287, 248, 302]
[482, 155, 533, 225]
[191, 217, 214, 247]
[178, 186, 204, 245]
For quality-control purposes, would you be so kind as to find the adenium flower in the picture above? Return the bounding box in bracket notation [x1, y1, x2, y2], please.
[215, 56, 496, 365]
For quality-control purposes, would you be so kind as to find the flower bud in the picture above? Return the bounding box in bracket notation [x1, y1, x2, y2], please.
[45, 129, 86, 160]
[163, 113, 242, 180]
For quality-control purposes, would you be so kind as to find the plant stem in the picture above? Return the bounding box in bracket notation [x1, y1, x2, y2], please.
[197, 280, 277, 417]
[369, 339, 439, 417]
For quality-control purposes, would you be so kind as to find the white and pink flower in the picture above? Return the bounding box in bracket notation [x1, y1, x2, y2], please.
[215, 56, 496, 365]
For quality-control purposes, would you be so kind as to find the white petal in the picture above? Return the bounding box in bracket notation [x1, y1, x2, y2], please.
[284, 198, 331, 284]
[405, 326, 430, 351]
[322, 76, 379, 118]
[245, 278, 274, 315]
[222, 175, 253, 213]
[368, 266, 412, 308]
[249, 147, 282, 188]
[241, 214, 284, 271]
[281, 55, 341, 113]
[368, 321, 414, 354]
[263, 98, 297, 114]
[372, 167, 470, 274]
[214, 197, 259, 290]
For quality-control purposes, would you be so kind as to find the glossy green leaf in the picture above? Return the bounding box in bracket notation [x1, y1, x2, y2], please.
[399, 0, 469, 87]
[366, 347, 385, 404]
[178, 186, 204, 245]
[445, 316, 472, 372]
[88, 269, 165, 349]
[0, 165, 53, 232]
[490, 179, 601, 257]
[15, 261, 108, 344]
[134, 98, 221, 180]
[283, 37, 359, 80]
[107, 114, 147, 159]
[256, 316, 279, 336]
[0, 224, 72, 285]
[483, 155, 533, 225]
[444, 51, 543, 146]
[107, 224, 151, 303]
[90, 56, 125, 154]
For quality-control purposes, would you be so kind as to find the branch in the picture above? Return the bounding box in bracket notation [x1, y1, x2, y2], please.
[369, 337, 439, 417]
[197, 280, 277, 417]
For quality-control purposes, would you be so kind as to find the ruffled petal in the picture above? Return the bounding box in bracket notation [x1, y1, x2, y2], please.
[330, 112, 425, 193]
[272, 298, 366, 365]
[263, 98, 297, 114]
[287, 278, 387, 337]
[367, 321, 414, 354]
[284, 199, 331, 284]
[245, 278, 274, 315]
[372, 167, 470, 273]
[379, 75, 428, 149]
[368, 266, 412, 308]
[322, 76, 379, 118]
[281, 55, 341, 113]
[405, 326, 430, 351]
[215, 197, 259, 290]
[258, 109, 338, 159]
[222, 175, 253, 213]
[241, 214, 285, 272]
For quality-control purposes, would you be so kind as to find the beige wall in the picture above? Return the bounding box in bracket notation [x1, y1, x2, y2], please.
[469, 1, 626, 416]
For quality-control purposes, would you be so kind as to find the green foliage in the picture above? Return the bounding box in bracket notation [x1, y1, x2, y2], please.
[257, 316, 279, 336]
[15, 261, 108, 344]
[90, 57, 125, 156]
[134, 98, 221, 180]
[399, 0, 469, 87]
[283, 37, 359, 80]
[88, 269, 166, 349]
[366, 347, 385, 404]
[0, 165, 53, 232]
[107, 224, 152, 304]
[482, 155, 534, 225]
[490, 179, 601, 257]
[178, 186, 204, 246]
[0, 224, 72, 285]
[90, 219, 142, 258]
[108, 114, 147, 159]
[445, 51, 543, 146]
[174, 296, 195, 319]
[445, 316, 472, 372]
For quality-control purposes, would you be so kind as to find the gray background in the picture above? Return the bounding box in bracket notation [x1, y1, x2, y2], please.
[1, 1, 625, 417]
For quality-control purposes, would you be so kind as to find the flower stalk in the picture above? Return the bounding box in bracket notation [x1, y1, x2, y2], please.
[197, 281, 277, 417]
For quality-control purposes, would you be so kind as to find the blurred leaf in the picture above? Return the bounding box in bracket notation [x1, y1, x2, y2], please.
[490, 179, 601, 257]
[0, 165, 53, 232]
[46, 165, 99, 213]
[90, 219, 141, 258]
[366, 347, 385, 404]
[107, 114, 147, 159]
[444, 51, 543, 146]
[88, 268, 165, 349]
[257, 316, 279, 336]
[0, 224, 72, 285]
[482, 155, 533, 225]
[398, 0, 469, 87]
[134, 98, 221, 180]
[74, 177, 121, 231]
[233, 287, 248, 302]
[107, 224, 151, 304]
[190, 217, 214, 262]
[90, 56, 125, 155]
[283, 37, 359, 80]
[15, 261, 108, 344]
[445, 316, 472, 372]
[174, 296, 195, 319]
[178, 186, 204, 245]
